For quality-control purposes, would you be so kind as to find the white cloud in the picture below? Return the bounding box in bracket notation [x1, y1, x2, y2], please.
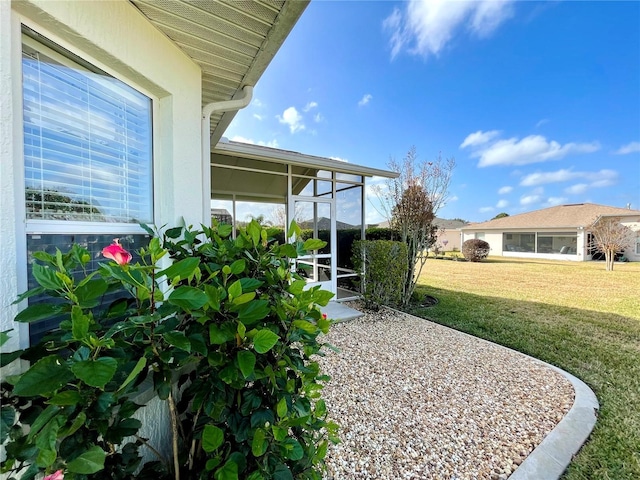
[496, 199, 509, 208]
[565, 183, 588, 195]
[314, 113, 324, 123]
[303, 101, 318, 112]
[461, 131, 600, 167]
[614, 141, 640, 155]
[460, 130, 500, 149]
[449, 195, 459, 202]
[520, 194, 542, 206]
[230, 135, 279, 148]
[383, 0, 514, 59]
[277, 106, 305, 133]
[521, 168, 618, 187]
[479, 206, 494, 213]
[535, 118, 549, 128]
[330, 156, 349, 163]
[253, 113, 264, 121]
[358, 94, 373, 107]
[546, 196, 568, 206]
[251, 98, 264, 108]
[498, 186, 513, 195]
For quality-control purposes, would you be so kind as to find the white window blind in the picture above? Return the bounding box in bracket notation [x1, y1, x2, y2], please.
[22, 34, 152, 224]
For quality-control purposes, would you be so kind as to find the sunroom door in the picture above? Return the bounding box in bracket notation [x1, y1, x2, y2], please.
[291, 197, 336, 294]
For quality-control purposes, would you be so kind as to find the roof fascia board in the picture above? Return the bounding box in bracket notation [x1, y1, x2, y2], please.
[210, 0, 310, 144]
[213, 141, 398, 179]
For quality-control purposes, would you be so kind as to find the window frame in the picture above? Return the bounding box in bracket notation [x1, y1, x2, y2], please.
[18, 23, 158, 345]
[21, 25, 157, 237]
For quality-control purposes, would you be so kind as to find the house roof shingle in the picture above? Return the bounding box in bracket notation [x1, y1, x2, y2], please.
[461, 203, 640, 230]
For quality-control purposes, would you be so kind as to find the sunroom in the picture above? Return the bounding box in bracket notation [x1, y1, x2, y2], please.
[210, 139, 397, 301]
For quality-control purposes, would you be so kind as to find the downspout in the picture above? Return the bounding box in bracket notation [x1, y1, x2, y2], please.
[201, 85, 254, 221]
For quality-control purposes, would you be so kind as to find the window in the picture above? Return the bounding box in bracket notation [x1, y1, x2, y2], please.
[475, 232, 485, 240]
[536, 233, 577, 254]
[22, 31, 153, 224]
[636, 236, 640, 255]
[503, 233, 535, 253]
[21, 29, 154, 343]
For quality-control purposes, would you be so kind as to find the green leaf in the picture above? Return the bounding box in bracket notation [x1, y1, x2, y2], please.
[215, 459, 239, 480]
[237, 321, 247, 340]
[228, 280, 242, 299]
[209, 323, 236, 345]
[281, 438, 304, 461]
[14, 303, 63, 323]
[287, 220, 301, 239]
[311, 288, 334, 306]
[251, 428, 268, 457]
[272, 426, 287, 442]
[66, 445, 106, 474]
[71, 357, 118, 389]
[71, 305, 90, 340]
[158, 257, 200, 283]
[232, 292, 255, 306]
[217, 223, 233, 238]
[117, 357, 147, 392]
[276, 397, 287, 419]
[168, 286, 208, 310]
[32, 263, 63, 290]
[13, 355, 73, 397]
[202, 424, 224, 453]
[163, 331, 191, 352]
[239, 278, 263, 292]
[48, 390, 82, 406]
[75, 279, 108, 307]
[253, 330, 279, 354]
[278, 243, 298, 258]
[229, 259, 246, 275]
[235, 300, 270, 325]
[0, 350, 23, 368]
[1, 406, 15, 443]
[273, 464, 293, 480]
[205, 284, 221, 311]
[237, 350, 256, 378]
[27, 405, 60, 441]
[287, 280, 306, 295]
[293, 320, 317, 334]
[59, 411, 86, 439]
[35, 414, 65, 460]
[0, 330, 11, 348]
[302, 238, 326, 252]
[318, 317, 331, 334]
[247, 221, 261, 246]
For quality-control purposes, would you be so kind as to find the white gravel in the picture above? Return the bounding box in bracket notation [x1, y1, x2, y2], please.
[318, 306, 575, 480]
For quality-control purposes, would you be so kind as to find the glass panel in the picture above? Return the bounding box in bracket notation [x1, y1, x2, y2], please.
[212, 154, 287, 173]
[335, 172, 362, 183]
[537, 233, 577, 254]
[336, 184, 362, 272]
[294, 199, 333, 285]
[23, 37, 152, 223]
[27, 233, 151, 343]
[211, 199, 233, 226]
[503, 233, 535, 253]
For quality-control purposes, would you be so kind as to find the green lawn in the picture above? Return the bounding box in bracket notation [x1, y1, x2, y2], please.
[408, 257, 640, 480]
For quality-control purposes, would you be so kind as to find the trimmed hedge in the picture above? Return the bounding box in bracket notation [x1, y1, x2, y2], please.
[462, 238, 491, 262]
[352, 240, 408, 310]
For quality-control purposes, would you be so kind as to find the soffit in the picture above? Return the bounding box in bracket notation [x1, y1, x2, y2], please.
[129, 0, 308, 144]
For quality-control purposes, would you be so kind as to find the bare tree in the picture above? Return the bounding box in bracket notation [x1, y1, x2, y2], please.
[372, 147, 455, 305]
[589, 216, 635, 271]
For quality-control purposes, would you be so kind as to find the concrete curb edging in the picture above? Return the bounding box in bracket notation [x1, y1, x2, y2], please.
[509, 365, 599, 480]
[383, 306, 600, 480]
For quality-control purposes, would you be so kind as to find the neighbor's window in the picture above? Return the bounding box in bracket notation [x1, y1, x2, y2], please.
[636, 236, 640, 255]
[22, 32, 153, 224]
[502, 232, 535, 253]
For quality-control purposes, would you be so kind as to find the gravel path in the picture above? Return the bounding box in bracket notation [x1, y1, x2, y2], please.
[317, 306, 575, 480]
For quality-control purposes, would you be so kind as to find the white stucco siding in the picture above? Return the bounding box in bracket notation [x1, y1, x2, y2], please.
[2, 0, 205, 462]
[621, 219, 640, 261]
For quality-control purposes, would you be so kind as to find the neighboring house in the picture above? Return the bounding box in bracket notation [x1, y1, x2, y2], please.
[433, 218, 468, 251]
[461, 203, 640, 262]
[375, 217, 468, 251]
[0, 0, 396, 464]
[211, 208, 233, 225]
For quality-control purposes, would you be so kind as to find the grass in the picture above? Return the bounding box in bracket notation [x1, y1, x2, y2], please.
[408, 257, 640, 480]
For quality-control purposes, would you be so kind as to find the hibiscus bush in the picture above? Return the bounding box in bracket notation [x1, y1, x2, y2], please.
[0, 220, 337, 480]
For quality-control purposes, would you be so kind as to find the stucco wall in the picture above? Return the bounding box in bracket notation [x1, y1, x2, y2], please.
[2, 0, 204, 467]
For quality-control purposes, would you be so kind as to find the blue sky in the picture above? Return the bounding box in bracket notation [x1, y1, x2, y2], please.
[225, 0, 640, 223]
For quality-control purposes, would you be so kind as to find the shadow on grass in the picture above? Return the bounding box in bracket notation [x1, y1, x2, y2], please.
[408, 285, 640, 480]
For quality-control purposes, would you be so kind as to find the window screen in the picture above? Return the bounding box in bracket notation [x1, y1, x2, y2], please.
[22, 34, 152, 223]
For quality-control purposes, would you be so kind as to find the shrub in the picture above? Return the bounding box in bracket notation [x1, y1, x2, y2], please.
[1, 220, 338, 480]
[352, 240, 408, 310]
[462, 238, 491, 262]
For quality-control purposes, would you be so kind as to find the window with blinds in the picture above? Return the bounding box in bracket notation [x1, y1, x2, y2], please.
[22, 33, 153, 224]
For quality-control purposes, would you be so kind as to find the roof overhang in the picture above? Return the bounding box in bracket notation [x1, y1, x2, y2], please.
[213, 139, 399, 179]
[130, 0, 309, 145]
